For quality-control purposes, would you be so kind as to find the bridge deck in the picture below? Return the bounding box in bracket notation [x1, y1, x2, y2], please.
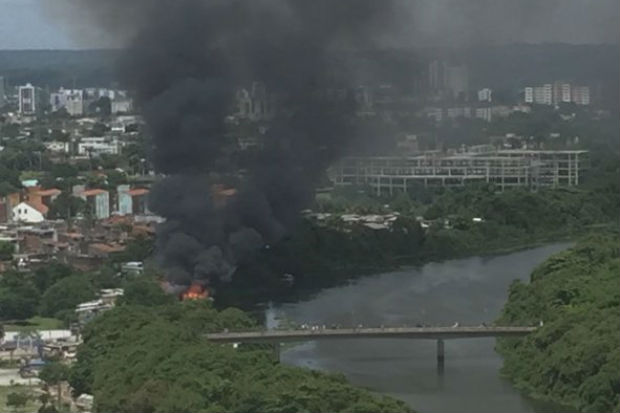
[206, 326, 536, 343]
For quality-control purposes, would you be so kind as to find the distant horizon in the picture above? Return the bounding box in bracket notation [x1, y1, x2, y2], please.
[1, 41, 619, 53]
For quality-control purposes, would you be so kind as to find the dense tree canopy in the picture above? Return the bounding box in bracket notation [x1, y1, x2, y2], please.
[70, 298, 411, 413]
[497, 233, 620, 412]
[39, 275, 97, 319]
[0, 272, 40, 320]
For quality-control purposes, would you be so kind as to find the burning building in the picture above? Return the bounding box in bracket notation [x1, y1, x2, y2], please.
[180, 283, 209, 301]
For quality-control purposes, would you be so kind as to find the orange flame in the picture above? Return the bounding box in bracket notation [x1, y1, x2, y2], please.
[181, 283, 208, 301]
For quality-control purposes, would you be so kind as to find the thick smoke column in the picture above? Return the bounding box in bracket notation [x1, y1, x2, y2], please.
[56, 0, 396, 286]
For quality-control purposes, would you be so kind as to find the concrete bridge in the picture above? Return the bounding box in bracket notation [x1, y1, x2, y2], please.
[206, 326, 537, 366]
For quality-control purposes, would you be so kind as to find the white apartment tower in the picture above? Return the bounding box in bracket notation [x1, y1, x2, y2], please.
[18, 83, 36, 115]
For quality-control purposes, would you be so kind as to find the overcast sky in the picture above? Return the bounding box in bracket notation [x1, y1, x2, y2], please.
[0, 0, 618, 49]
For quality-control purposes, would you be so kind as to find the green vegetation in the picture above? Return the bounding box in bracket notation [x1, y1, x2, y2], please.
[0, 242, 15, 261]
[4, 317, 64, 332]
[497, 233, 620, 412]
[0, 263, 120, 325]
[226, 180, 619, 305]
[39, 362, 71, 410]
[5, 391, 30, 412]
[0, 386, 39, 413]
[70, 293, 411, 413]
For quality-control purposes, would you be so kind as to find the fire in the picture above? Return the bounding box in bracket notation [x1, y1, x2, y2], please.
[181, 283, 208, 301]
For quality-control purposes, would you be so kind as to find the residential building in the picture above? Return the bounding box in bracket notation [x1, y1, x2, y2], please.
[571, 86, 590, 105]
[12, 202, 46, 223]
[446, 65, 469, 99]
[236, 82, 276, 121]
[525, 82, 590, 106]
[111, 98, 133, 114]
[74, 186, 110, 219]
[18, 83, 36, 115]
[50, 88, 84, 115]
[77, 137, 121, 156]
[0, 76, 5, 108]
[117, 185, 150, 215]
[478, 88, 492, 102]
[44, 141, 71, 154]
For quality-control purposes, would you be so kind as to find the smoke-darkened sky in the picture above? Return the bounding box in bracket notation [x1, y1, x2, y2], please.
[0, 0, 618, 49]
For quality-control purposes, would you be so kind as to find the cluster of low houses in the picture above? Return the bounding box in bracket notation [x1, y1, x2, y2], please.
[303, 211, 402, 231]
[0, 183, 151, 224]
[303, 210, 485, 232]
[0, 214, 158, 273]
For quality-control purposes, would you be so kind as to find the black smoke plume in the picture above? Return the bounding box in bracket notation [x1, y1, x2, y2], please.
[55, 0, 397, 286]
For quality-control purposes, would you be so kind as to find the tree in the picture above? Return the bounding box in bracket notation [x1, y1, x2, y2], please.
[39, 275, 97, 318]
[119, 278, 174, 307]
[6, 391, 29, 412]
[497, 234, 620, 412]
[32, 263, 75, 294]
[47, 193, 86, 220]
[0, 241, 14, 261]
[39, 362, 70, 409]
[70, 303, 411, 413]
[0, 272, 40, 320]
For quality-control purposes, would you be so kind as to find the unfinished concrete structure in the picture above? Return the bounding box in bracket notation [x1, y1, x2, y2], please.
[331, 147, 588, 194]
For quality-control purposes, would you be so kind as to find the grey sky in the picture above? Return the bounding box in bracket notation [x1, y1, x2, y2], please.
[0, 0, 618, 49]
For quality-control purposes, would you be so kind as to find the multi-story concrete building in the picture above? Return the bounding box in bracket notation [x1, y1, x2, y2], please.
[525, 82, 590, 106]
[18, 83, 37, 115]
[477, 88, 492, 102]
[0, 76, 5, 108]
[331, 147, 588, 194]
[50, 88, 84, 115]
[235, 82, 276, 121]
[77, 137, 121, 157]
[571, 86, 590, 105]
[73, 186, 110, 219]
[117, 185, 150, 215]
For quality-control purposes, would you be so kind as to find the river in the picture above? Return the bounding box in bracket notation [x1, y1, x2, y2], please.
[265, 243, 573, 413]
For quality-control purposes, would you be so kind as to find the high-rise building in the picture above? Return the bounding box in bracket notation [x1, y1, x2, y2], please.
[446, 65, 469, 99]
[18, 83, 37, 115]
[526, 84, 553, 105]
[478, 88, 493, 102]
[571, 86, 590, 105]
[0, 77, 5, 108]
[428, 60, 446, 91]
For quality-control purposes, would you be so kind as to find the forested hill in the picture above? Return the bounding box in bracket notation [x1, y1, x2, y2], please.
[69, 294, 412, 413]
[497, 233, 620, 412]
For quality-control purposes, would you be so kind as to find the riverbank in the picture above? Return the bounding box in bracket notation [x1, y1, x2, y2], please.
[496, 233, 620, 412]
[216, 221, 612, 310]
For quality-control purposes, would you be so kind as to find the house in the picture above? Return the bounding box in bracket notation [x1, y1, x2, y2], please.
[87, 242, 125, 258]
[75, 289, 123, 326]
[12, 202, 47, 223]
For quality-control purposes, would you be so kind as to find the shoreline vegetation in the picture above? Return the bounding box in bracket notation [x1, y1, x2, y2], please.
[219, 181, 619, 309]
[496, 233, 620, 412]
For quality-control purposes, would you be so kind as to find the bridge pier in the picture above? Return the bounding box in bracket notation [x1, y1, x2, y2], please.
[437, 339, 445, 368]
[272, 342, 281, 363]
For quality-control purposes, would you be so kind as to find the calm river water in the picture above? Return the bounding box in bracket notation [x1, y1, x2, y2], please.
[266, 243, 573, 413]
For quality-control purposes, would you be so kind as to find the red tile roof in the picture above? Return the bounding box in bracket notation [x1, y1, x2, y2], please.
[35, 188, 61, 197]
[25, 201, 49, 215]
[82, 189, 108, 197]
[128, 188, 149, 196]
